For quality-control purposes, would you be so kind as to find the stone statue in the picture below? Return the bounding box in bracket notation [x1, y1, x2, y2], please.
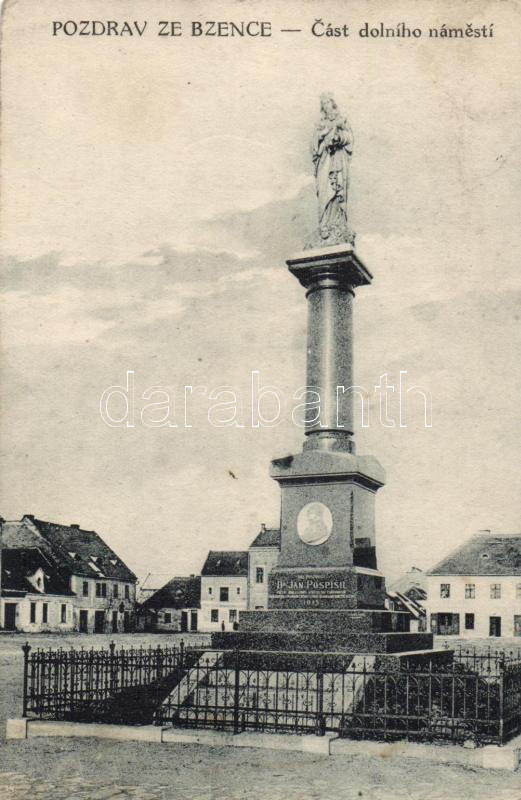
[310, 93, 355, 247]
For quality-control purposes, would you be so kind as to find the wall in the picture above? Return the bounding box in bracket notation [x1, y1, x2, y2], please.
[425, 574, 521, 638]
[248, 547, 280, 610]
[1, 595, 75, 633]
[70, 575, 136, 633]
[200, 575, 247, 632]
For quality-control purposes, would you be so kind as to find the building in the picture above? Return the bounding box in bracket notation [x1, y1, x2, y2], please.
[387, 567, 427, 632]
[199, 551, 248, 632]
[1, 515, 137, 633]
[138, 575, 200, 632]
[1, 547, 75, 632]
[425, 532, 521, 638]
[136, 572, 174, 604]
[247, 524, 280, 610]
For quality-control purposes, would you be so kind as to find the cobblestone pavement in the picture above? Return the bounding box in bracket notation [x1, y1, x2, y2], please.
[2, 738, 521, 800]
[2, 634, 521, 800]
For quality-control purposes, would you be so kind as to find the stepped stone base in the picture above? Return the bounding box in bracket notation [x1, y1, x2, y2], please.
[239, 608, 411, 634]
[211, 630, 434, 655]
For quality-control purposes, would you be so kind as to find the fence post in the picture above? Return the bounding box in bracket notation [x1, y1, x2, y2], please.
[22, 642, 31, 717]
[180, 639, 185, 669]
[315, 654, 325, 736]
[109, 640, 117, 694]
[233, 648, 241, 734]
[498, 670, 505, 745]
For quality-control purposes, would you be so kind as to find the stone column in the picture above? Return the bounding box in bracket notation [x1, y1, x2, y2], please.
[287, 245, 373, 453]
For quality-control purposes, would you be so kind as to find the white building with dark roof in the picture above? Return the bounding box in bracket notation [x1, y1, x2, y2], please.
[425, 532, 521, 638]
[247, 524, 280, 610]
[1, 515, 137, 633]
[1, 547, 75, 632]
[199, 550, 248, 632]
[138, 575, 201, 632]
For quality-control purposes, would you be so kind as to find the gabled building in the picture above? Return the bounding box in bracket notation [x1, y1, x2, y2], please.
[138, 575, 201, 632]
[200, 550, 248, 632]
[1, 547, 75, 632]
[387, 567, 427, 632]
[1, 515, 137, 633]
[425, 532, 521, 638]
[247, 524, 280, 610]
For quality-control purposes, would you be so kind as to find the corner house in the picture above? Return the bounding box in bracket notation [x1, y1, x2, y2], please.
[425, 532, 521, 638]
[200, 550, 248, 632]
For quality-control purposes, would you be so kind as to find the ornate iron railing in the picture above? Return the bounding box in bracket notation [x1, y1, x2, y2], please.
[22, 641, 187, 724]
[21, 642, 521, 744]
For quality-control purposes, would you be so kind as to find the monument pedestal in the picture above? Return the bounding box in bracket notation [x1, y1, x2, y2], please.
[212, 243, 441, 667]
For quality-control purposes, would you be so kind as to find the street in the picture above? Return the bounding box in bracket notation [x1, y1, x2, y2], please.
[1, 634, 521, 800]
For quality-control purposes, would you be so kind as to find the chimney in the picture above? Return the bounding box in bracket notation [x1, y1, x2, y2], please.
[24, 514, 35, 521]
[70, 524, 80, 529]
[260, 523, 266, 532]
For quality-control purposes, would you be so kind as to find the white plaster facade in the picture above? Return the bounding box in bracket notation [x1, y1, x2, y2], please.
[199, 574, 247, 632]
[425, 573, 521, 638]
[1, 594, 75, 633]
[247, 546, 279, 610]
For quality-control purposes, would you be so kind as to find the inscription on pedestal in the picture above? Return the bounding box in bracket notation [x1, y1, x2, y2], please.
[269, 569, 357, 609]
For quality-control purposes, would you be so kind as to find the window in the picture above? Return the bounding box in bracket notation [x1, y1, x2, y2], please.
[42, 603, 48, 624]
[256, 567, 264, 584]
[208, 587, 212, 595]
[211, 609, 219, 623]
[30, 602, 36, 623]
[113, 584, 119, 598]
[61, 604, 67, 623]
[96, 582, 107, 598]
[124, 584, 130, 600]
[236, 587, 241, 595]
[229, 609, 237, 623]
[82, 581, 89, 597]
[164, 613, 172, 624]
[220, 587, 229, 602]
[516, 584, 521, 599]
[465, 583, 475, 599]
[36, 576, 42, 588]
[440, 583, 450, 598]
[490, 584, 501, 599]
[465, 613, 475, 630]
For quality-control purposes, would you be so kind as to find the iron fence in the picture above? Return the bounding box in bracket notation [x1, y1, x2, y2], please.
[22, 641, 187, 724]
[156, 647, 521, 745]
[21, 642, 521, 745]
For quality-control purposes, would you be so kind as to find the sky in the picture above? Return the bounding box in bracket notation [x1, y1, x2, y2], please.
[1, 0, 520, 584]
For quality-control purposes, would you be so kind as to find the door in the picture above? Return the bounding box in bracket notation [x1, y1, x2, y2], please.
[180, 611, 188, 632]
[123, 611, 130, 632]
[514, 615, 521, 637]
[190, 611, 198, 631]
[489, 616, 501, 637]
[4, 603, 17, 630]
[94, 610, 105, 633]
[112, 611, 118, 633]
[79, 610, 89, 633]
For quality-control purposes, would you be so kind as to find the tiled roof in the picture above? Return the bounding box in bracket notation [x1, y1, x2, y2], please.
[2, 516, 136, 582]
[1, 548, 73, 596]
[427, 534, 521, 576]
[141, 576, 201, 610]
[201, 551, 248, 577]
[249, 527, 281, 548]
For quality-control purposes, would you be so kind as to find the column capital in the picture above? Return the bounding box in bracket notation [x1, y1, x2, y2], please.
[286, 245, 372, 292]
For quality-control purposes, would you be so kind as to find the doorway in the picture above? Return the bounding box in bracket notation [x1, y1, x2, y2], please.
[489, 616, 501, 637]
[4, 603, 17, 630]
[181, 611, 188, 632]
[94, 610, 105, 633]
[112, 611, 118, 633]
[190, 611, 198, 631]
[79, 610, 88, 633]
